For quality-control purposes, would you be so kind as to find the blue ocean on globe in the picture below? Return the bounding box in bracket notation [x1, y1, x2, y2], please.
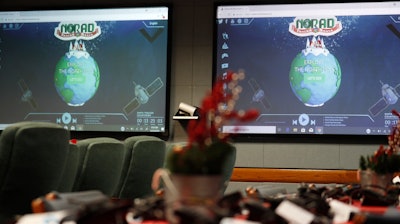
[289, 37, 342, 107]
[54, 41, 100, 106]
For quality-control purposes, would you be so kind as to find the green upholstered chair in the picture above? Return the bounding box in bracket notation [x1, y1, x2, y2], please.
[57, 142, 80, 192]
[114, 135, 166, 199]
[0, 121, 70, 219]
[72, 137, 125, 196]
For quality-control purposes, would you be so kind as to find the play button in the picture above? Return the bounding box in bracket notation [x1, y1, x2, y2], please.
[62, 113, 72, 124]
[298, 113, 309, 126]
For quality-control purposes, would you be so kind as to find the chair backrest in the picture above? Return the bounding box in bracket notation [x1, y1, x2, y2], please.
[0, 121, 70, 216]
[57, 142, 80, 192]
[114, 135, 166, 199]
[72, 137, 125, 196]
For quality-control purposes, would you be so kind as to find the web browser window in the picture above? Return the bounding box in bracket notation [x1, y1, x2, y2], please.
[214, 2, 400, 137]
[0, 7, 170, 139]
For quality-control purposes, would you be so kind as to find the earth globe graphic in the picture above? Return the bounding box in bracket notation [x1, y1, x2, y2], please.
[54, 40, 100, 106]
[289, 36, 341, 107]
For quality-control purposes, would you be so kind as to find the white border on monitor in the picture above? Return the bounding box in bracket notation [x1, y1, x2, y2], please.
[217, 2, 400, 18]
[0, 7, 169, 23]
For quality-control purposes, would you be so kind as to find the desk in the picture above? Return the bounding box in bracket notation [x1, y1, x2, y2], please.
[340, 201, 400, 224]
[17, 188, 400, 224]
[353, 201, 393, 214]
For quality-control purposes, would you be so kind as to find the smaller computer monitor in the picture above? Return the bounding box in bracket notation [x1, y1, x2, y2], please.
[0, 6, 171, 140]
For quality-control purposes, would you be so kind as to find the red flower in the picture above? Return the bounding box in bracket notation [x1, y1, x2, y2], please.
[186, 70, 259, 148]
[360, 109, 400, 174]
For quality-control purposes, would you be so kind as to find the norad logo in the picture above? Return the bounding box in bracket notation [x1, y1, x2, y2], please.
[54, 21, 101, 41]
[289, 17, 342, 37]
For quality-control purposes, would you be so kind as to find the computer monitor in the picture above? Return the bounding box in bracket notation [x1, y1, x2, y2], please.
[0, 6, 171, 140]
[214, 1, 400, 143]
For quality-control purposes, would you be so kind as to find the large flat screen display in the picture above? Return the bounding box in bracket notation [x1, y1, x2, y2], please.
[0, 6, 171, 140]
[214, 1, 400, 142]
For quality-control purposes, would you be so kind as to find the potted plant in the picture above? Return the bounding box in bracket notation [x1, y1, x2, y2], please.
[359, 109, 400, 194]
[166, 69, 258, 176]
[158, 70, 259, 223]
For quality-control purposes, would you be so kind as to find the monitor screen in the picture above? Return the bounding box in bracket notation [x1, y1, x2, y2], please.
[0, 6, 171, 140]
[214, 1, 400, 142]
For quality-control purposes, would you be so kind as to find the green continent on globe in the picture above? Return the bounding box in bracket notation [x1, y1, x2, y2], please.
[289, 52, 341, 107]
[54, 55, 100, 106]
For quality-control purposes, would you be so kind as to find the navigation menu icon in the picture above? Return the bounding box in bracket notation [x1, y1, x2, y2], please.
[221, 53, 229, 59]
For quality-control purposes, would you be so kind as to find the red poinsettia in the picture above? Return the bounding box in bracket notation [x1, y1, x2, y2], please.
[360, 109, 400, 174]
[186, 70, 259, 149]
[167, 70, 259, 175]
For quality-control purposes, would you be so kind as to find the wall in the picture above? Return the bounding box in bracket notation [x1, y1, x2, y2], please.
[1, 0, 381, 193]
